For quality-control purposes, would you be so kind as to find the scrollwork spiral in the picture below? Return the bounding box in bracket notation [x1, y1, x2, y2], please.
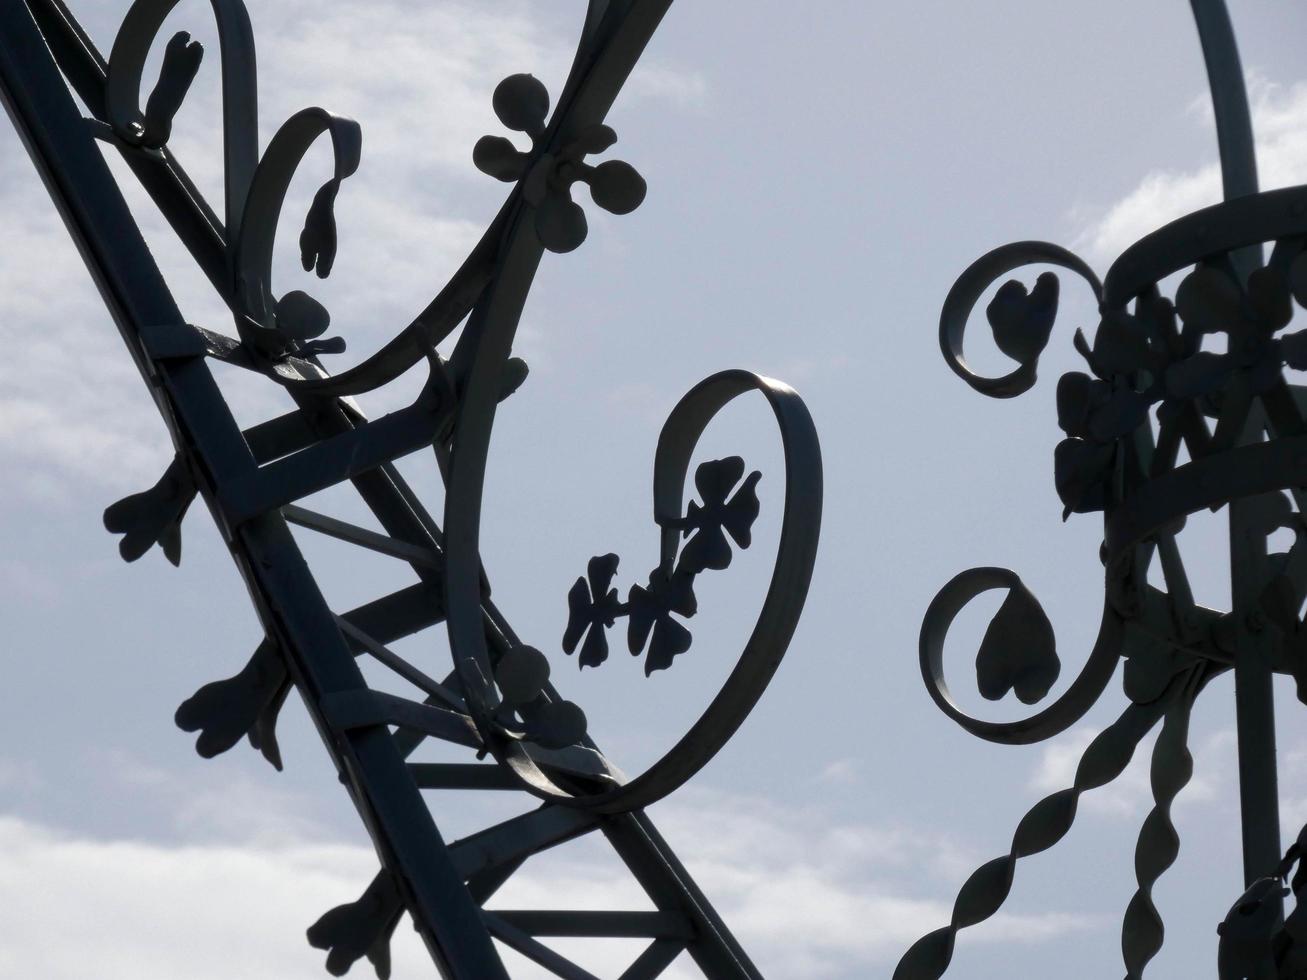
[919, 566, 1126, 746]
[449, 368, 822, 815]
[939, 240, 1102, 399]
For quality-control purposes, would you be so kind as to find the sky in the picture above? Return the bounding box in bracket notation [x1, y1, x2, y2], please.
[3, 1, 1307, 978]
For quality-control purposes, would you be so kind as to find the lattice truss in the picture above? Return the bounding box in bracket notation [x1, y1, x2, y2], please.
[894, 4, 1307, 979]
[0, 2, 823, 978]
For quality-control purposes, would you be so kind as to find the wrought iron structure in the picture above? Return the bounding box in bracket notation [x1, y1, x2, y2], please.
[896, 3, 1307, 979]
[0, 1, 822, 977]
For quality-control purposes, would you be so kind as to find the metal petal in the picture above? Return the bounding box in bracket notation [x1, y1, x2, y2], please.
[1175, 265, 1243, 334]
[627, 582, 656, 654]
[568, 124, 618, 156]
[722, 470, 762, 549]
[530, 700, 587, 748]
[496, 645, 550, 705]
[562, 576, 591, 654]
[472, 135, 528, 182]
[1055, 371, 1106, 438]
[300, 178, 341, 278]
[140, 31, 202, 148]
[664, 569, 697, 618]
[491, 73, 549, 134]
[680, 525, 731, 574]
[645, 617, 693, 675]
[103, 457, 194, 563]
[586, 553, 620, 602]
[534, 193, 588, 253]
[275, 289, 331, 341]
[975, 582, 1060, 704]
[174, 641, 283, 763]
[1053, 437, 1114, 516]
[693, 456, 744, 506]
[985, 271, 1058, 366]
[578, 625, 609, 669]
[587, 159, 647, 215]
[306, 872, 402, 980]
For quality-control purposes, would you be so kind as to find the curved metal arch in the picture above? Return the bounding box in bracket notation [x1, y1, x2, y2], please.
[1190, 0, 1258, 204]
[105, 0, 257, 240]
[1190, 0, 1261, 277]
[236, 0, 676, 400]
[1102, 184, 1307, 307]
[230, 107, 360, 352]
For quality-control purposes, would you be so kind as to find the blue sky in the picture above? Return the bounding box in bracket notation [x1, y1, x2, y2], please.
[3, 1, 1307, 977]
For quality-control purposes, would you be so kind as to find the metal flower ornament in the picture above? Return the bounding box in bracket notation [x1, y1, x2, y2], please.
[563, 455, 762, 674]
[474, 73, 648, 254]
[0, 1, 820, 978]
[898, 4, 1307, 978]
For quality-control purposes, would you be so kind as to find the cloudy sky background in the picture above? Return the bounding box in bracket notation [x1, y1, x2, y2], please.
[3, 1, 1307, 977]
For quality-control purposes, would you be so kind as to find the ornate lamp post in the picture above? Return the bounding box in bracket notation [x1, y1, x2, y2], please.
[897, 3, 1307, 978]
[0, 1, 821, 977]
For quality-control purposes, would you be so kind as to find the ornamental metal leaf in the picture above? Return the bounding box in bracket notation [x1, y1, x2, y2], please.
[975, 582, 1060, 704]
[562, 553, 622, 668]
[306, 870, 402, 979]
[628, 566, 698, 675]
[679, 456, 762, 575]
[559, 457, 761, 674]
[103, 455, 194, 565]
[141, 31, 202, 147]
[986, 270, 1057, 365]
[493, 644, 588, 749]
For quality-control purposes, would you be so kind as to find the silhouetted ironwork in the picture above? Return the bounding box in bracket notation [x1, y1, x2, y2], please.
[0, 1, 822, 976]
[897, 3, 1307, 979]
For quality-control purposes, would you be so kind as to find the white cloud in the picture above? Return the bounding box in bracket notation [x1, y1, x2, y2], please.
[0, 143, 169, 500]
[0, 814, 383, 979]
[644, 788, 1098, 978]
[0, 782, 1095, 979]
[1075, 75, 1307, 264]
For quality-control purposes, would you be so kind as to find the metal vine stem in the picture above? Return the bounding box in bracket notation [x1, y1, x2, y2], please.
[899, 2, 1307, 978]
[0, 1, 823, 977]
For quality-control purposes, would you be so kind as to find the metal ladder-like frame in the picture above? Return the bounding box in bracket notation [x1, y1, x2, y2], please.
[0, 1, 780, 976]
